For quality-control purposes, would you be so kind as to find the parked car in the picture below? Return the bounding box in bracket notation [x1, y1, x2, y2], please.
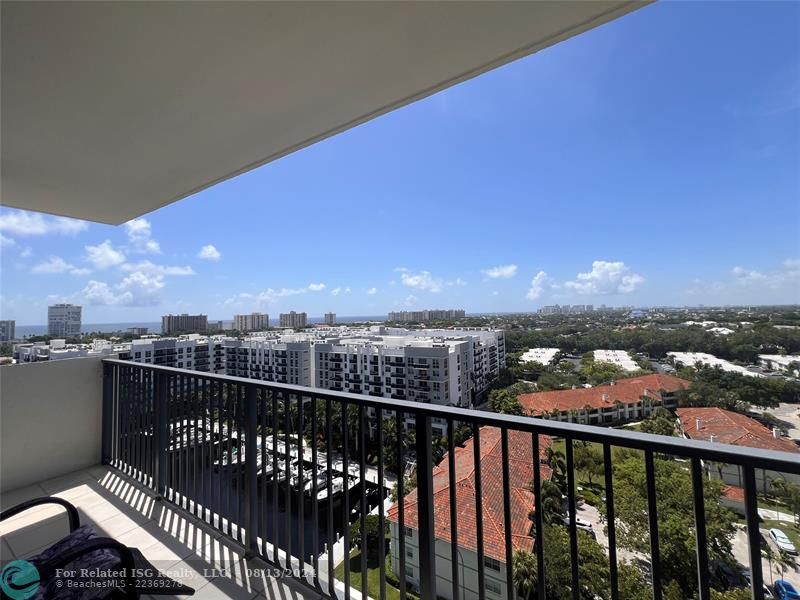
[743, 569, 775, 598]
[774, 580, 800, 600]
[769, 528, 798, 555]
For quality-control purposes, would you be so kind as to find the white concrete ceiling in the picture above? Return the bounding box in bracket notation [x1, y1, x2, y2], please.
[1, 1, 648, 224]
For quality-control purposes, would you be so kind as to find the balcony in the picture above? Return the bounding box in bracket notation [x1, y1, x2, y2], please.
[3, 358, 798, 600]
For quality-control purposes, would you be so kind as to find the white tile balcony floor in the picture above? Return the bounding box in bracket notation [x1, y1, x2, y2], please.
[0, 466, 323, 600]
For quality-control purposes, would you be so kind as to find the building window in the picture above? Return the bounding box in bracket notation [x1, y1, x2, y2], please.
[406, 549, 413, 559]
[405, 566, 414, 579]
[485, 580, 501, 596]
[404, 526, 413, 537]
[484, 557, 501, 572]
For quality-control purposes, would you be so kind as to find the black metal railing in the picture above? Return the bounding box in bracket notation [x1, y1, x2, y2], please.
[101, 359, 800, 600]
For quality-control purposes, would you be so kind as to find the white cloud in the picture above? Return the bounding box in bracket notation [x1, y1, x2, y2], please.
[0, 209, 88, 236]
[224, 283, 328, 307]
[308, 283, 326, 292]
[564, 261, 644, 295]
[0, 233, 15, 247]
[82, 270, 165, 307]
[396, 267, 443, 293]
[20, 247, 32, 258]
[526, 271, 551, 300]
[85, 240, 126, 269]
[120, 260, 194, 276]
[345, 287, 351, 294]
[124, 218, 161, 254]
[482, 264, 518, 279]
[367, 287, 377, 295]
[331, 287, 342, 296]
[447, 277, 467, 287]
[732, 266, 768, 284]
[404, 294, 418, 306]
[32, 256, 91, 276]
[198, 244, 221, 261]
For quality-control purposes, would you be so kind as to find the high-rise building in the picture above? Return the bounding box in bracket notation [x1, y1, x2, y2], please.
[126, 327, 149, 336]
[161, 314, 208, 334]
[233, 313, 269, 332]
[324, 312, 336, 326]
[48, 304, 82, 337]
[0, 320, 16, 341]
[279, 311, 307, 329]
[387, 309, 465, 323]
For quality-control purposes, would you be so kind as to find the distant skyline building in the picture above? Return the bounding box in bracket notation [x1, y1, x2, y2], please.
[161, 313, 208, 335]
[387, 309, 465, 323]
[537, 304, 594, 315]
[126, 327, 149, 336]
[279, 311, 307, 329]
[324, 312, 336, 326]
[234, 312, 269, 332]
[0, 320, 16, 341]
[48, 304, 82, 337]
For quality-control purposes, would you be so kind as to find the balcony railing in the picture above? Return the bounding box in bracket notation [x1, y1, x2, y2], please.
[100, 358, 800, 600]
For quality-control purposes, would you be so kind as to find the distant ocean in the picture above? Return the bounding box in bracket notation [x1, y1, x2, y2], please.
[13, 316, 388, 338]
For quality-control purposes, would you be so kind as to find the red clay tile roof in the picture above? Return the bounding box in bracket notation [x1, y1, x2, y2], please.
[387, 427, 552, 563]
[722, 485, 745, 503]
[677, 407, 800, 454]
[517, 374, 690, 416]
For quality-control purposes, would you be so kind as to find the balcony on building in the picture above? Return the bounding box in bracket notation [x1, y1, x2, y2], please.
[4, 3, 797, 600]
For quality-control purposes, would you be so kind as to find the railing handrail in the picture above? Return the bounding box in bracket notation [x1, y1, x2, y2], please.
[101, 358, 800, 474]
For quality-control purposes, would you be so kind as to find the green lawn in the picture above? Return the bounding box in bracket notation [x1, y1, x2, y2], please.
[333, 546, 403, 600]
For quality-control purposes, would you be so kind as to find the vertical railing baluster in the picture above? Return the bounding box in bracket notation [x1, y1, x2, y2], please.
[397, 411, 407, 600]
[603, 444, 619, 600]
[272, 390, 280, 563]
[326, 397, 335, 598]
[246, 383, 258, 556]
[566, 439, 579, 600]
[501, 429, 514, 600]
[299, 394, 306, 572]
[532, 434, 545, 600]
[744, 466, 765, 600]
[225, 382, 233, 535]
[260, 389, 268, 558]
[691, 457, 710, 600]
[473, 424, 486, 600]
[343, 401, 351, 600]
[416, 412, 436, 600]
[155, 371, 168, 498]
[237, 383, 245, 542]
[192, 376, 199, 517]
[447, 419, 460, 600]
[377, 406, 386, 600]
[285, 392, 293, 565]
[359, 404, 368, 600]
[311, 395, 319, 586]
[645, 450, 662, 600]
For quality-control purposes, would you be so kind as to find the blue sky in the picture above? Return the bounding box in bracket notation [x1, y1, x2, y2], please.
[1, 1, 799, 325]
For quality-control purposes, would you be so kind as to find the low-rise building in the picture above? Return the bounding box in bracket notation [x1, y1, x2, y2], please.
[387, 309, 465, 323]
[667, 352, 764, 378]
[758, 354, 800, 375]
[677, 407, 800, 493]
[520, 347, 560, 365]
[518, 374, 690, 425]
[388, 427, 552, 600]
[14, 339, 124, 362]
[593, 349, 640, 372]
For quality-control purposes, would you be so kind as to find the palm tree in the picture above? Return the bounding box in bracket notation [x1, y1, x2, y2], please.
[775, 550, 797, 583]
[513, 550, 537, 600]
[764, 544, 777, 585]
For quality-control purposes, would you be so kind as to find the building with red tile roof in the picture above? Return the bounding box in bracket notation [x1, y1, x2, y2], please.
[677, 407, 799, 495]
[387, 427, 552, 599]
[676, 407, 799, 454]
[517, 373, 690, 426]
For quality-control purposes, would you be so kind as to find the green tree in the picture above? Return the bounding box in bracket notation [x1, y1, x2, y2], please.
[605, 453, 736, 596]
[349, 514, 387, 560]
[512, 550, 537, 600]
[772, 479, 800, 527]
[573, 442, 604, 487]
[639, 407, 677, 437]
[487, 388, 525, 415]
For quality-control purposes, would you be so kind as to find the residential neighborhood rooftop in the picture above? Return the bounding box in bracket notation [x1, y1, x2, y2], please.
[518, 373, 691, 416]
[677, 407, 800, 454]
[387, 427, 552, 562]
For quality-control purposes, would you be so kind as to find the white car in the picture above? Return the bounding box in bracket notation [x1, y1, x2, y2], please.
[563, 515, 594, 532]
[769, 528, 798, 555]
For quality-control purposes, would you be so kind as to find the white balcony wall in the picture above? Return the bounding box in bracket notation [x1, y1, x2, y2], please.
[0, 358, 104, 493]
